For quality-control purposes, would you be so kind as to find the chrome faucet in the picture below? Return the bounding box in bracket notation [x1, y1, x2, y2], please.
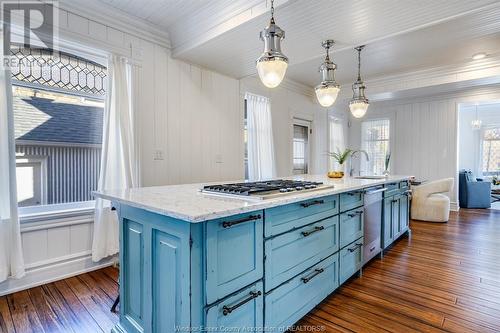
[349, 150, 369, 177]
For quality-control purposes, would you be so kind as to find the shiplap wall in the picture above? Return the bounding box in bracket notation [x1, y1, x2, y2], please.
[348, 86, 500, 209]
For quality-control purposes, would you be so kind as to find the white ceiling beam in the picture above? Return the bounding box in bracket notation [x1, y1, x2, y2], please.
[171, 0, 295, 57]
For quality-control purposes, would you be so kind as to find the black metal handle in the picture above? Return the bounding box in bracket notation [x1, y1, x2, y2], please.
[347, 191, 362, 196]
[300, 199, 324, 208]
[222, 214, 261, 228]
[347, 210, 363, 218]
[301, 268, 324, 284]
[301, 226, 325, 237]
[392, 199, 398, 203]
[222, 290, 261, 316]
[111, 207, 116, 211]
[348, 243, 363, 252]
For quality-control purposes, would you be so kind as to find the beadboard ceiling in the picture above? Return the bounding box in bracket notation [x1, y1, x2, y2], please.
[95, 0, 500, 86]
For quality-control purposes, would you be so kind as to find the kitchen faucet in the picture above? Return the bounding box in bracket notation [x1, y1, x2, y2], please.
[349, 150, 369, 177]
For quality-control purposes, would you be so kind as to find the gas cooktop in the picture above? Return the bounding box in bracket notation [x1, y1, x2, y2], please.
[201, 179, 333, 200]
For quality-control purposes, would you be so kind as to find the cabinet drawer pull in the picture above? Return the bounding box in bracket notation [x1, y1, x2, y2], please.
[348, 243, 363, 252]
[301, 225, 325, 237]
[301, 268, 324, 284]
[392, 199, 398, 203]
[300, 199, 324, 208]
[347, 191, 362, 196]
[222, 214, 261, 228]
[347, 210, 363, 218]
[222, 290, 261, 316]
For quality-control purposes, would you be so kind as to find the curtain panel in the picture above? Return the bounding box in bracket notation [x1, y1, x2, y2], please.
[245, 92, 276, 181]
[92, 55, 138, 262]
[0, 56, 25, 282]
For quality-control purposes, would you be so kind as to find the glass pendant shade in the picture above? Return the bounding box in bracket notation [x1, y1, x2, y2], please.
[256, 0, 288, 88]
[256, 59, 288, 88]
[350, 45, 369, 118]
[315, 85, 340, 107]
[471, 119, 482, 130]
[315, 40, 340, 107]
[349, 100, 369, 118]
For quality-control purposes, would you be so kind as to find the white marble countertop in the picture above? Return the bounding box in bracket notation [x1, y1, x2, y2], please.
[94, 175, 412, 223]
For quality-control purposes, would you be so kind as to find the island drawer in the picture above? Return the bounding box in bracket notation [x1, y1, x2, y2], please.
[339, 190, 364, 212]
[399, 180, 410, 191]
[205, 211, 264, 305]
[265, 253, 339, 330]
[264, 216, 339, 291]
[384, 183, 399, 197]
[205, 281, 263, 331]
[339, 237, 364, 284]
[264, 195, 339, 237]
[339, 208, 364, 249]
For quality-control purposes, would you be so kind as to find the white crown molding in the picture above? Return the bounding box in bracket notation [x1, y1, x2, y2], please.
[56, 0, 171, 48]
[335, 54, 500, 103]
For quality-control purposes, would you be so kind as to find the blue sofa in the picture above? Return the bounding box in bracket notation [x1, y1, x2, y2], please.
[459, 170, 491, 209]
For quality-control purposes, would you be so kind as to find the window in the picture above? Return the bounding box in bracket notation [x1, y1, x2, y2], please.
[482, 127, 500, 175]
[293, 121, 311, 175]
[12, 46, 107, 213]
[361, 119, 390, 175]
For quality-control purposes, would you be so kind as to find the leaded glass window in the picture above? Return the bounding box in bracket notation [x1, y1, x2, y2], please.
[482, 127, 500, 174]
[10, 47, 107, 96]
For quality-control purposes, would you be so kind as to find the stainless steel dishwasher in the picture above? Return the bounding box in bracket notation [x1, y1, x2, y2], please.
[363, 186, 386, 265]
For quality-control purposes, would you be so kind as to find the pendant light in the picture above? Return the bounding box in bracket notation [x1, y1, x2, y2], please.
[471, 104, 482, 130]
[349, 45, 369, 118]
[256, 0, 288, 88]
[315, 40, 340, 107]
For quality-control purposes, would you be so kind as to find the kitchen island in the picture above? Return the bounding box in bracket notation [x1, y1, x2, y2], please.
[95, 175, 411, 333]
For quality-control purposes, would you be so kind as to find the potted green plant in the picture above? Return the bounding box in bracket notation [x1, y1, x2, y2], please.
[327, 148, 367, 178]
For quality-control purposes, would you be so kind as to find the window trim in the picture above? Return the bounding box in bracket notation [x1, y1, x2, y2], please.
[361, 118, 391, 176]
[481, 125, 500, 175]
[19, 201, 96, 224]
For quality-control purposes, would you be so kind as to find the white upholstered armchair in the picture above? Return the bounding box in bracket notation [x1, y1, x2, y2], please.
[411, 178, 454, 222]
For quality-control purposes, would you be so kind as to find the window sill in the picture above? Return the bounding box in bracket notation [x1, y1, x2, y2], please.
[19, 201, 95, 224]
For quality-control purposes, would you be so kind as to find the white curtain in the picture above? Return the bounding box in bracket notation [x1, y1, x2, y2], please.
[0, 62, 25, 282]
[92, 55, 137, 262]
[246, 92, 276, 181]
[329, 117, 345, 170]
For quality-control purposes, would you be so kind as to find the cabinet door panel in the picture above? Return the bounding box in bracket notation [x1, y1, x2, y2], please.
[339, 191, 364, 213]
[392, 196, 401, 238]
[152, 230, 186, 332]
[399, 193, 409, 233]
[265, 254, 339, 329]
[265, 195, 339, 237]
[339, 208, 364, 249]
[383, 198, 393, 249]
[122, 219, 144, 331]
[265, 216, 339, 291]
[206, 282, 263, 332]
[339, 238, 364, 284]
[206, 212, 263, 304]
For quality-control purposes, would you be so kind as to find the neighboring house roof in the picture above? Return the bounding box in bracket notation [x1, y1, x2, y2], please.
[14, 95, 103, 145]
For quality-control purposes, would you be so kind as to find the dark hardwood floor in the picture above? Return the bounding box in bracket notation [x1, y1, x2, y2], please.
[1, 209, 499, 333]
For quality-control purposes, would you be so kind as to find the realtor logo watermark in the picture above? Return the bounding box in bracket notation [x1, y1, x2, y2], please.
[1, 0, 59, 68]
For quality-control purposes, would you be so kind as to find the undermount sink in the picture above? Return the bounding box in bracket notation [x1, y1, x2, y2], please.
[354, 175, 387, 180]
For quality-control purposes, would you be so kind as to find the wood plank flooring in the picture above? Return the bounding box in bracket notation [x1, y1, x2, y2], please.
[298, 208, 500, 333]
[1, 208, 499, 332]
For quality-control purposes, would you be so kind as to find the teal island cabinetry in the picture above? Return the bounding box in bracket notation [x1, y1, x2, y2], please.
[95, 176, 411, 333]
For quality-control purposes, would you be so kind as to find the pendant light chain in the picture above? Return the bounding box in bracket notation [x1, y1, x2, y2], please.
[270, 0, 275, 23]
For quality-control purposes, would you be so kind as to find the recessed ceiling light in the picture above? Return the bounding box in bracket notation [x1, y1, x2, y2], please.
[472, 52, 487, 60]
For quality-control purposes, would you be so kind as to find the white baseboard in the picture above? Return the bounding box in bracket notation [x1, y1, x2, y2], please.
[0, 253, 117, 296]
[450, 202, 460, 212]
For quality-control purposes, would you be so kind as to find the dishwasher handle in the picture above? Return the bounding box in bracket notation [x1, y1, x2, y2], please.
[364, 187, 387, 195]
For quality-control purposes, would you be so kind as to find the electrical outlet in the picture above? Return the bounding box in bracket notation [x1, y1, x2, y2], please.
[154, 150, 164, 160]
